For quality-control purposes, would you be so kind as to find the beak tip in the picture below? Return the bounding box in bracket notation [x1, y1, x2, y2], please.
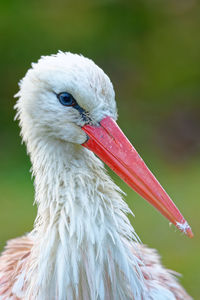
[187, 228, 194, 239]
[176, 221, 194, 238]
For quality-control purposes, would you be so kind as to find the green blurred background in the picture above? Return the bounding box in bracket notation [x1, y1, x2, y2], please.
[0, 0, 200, 297]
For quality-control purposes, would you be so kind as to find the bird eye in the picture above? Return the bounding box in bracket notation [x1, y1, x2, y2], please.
[57, 92, 76, 106]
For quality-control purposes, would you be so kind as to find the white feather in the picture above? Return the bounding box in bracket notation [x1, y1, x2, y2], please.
[11, 52, 190, 299]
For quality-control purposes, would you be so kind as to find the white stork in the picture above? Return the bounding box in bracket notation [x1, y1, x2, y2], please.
[0, 52, 193, 300]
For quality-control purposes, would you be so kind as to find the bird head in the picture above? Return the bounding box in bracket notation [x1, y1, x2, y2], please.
[15, 51, 193, 238]
[15, 52, 117, 144]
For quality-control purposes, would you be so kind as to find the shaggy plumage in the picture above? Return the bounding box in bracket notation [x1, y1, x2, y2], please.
[0, 237, 191, 299]
[0, 52, 192, 299]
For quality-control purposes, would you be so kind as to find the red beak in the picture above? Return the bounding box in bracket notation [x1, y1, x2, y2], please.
[82, 116, 193, 238]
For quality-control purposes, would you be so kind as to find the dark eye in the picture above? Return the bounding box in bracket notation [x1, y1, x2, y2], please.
[57, 92, 76, 106]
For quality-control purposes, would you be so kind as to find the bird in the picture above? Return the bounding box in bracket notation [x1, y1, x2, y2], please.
[0, 52, 193, 300]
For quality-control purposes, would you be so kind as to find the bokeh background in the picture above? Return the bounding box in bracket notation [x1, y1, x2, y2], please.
[0, 0, 200, 297]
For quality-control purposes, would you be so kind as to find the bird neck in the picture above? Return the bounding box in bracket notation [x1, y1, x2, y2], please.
[26, 137, 144, 299]
[29, 137, 133, 234]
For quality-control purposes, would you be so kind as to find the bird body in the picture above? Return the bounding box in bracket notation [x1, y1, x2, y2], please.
[0, 52, 192, 299]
